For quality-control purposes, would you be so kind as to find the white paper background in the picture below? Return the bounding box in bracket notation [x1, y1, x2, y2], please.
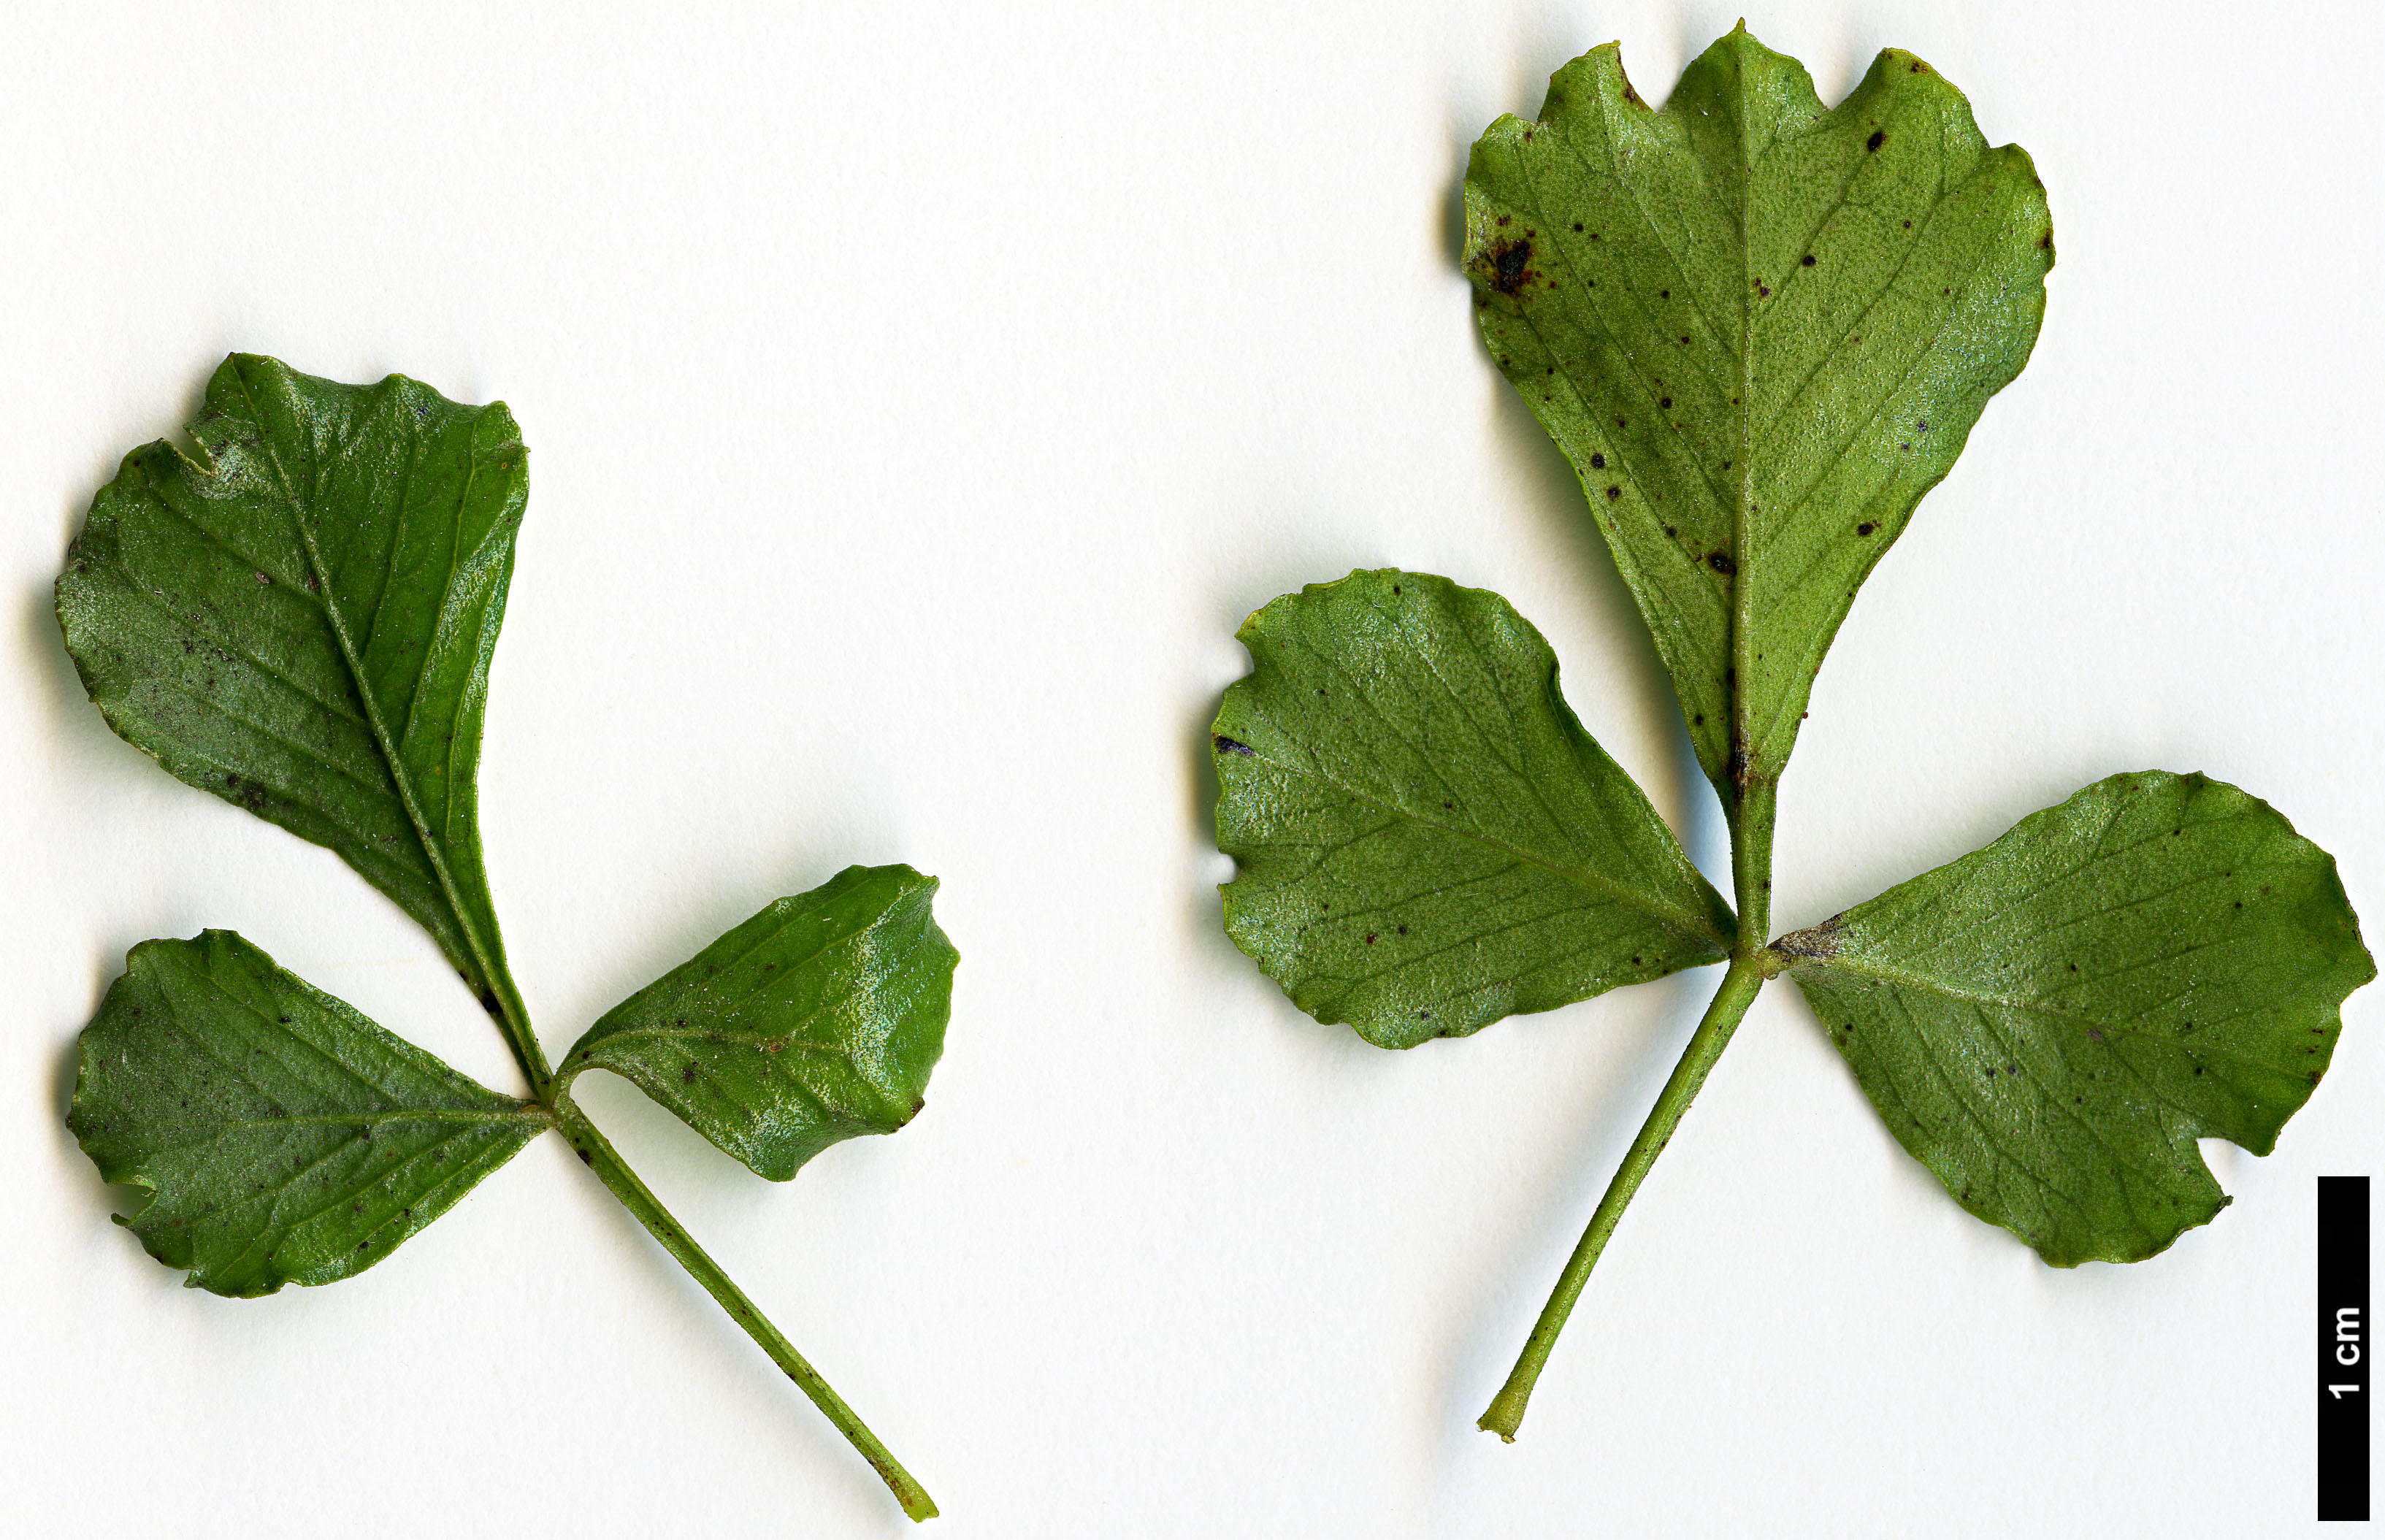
[4, 2, 2379, 1535]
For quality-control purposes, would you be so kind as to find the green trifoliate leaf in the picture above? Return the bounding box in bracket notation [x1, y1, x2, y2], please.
[561, 865, 957, 1181]
[57, 355, 529, 1033]
[1212, 570, 1734, 1049]
[68, 931, 548, 1297]
[1780, 772, 2373, 1266]
[1463, 27, 2053, 800]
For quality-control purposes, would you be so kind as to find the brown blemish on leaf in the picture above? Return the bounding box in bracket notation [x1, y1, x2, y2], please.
[1866, 129, 1886, 152]
[1769, 916, 1843, 965]
[1488, 238, 1533, 295]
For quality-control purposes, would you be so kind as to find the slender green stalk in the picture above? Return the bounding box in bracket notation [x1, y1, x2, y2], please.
[1478, 953, 1768, 1439]
[554, 1104, 938, 1522]
[1728, 774, 1777, 946]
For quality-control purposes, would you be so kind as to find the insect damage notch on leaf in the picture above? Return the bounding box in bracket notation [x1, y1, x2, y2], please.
[57, 355, 952, 1523]
[1208, 25, 2370, 1454]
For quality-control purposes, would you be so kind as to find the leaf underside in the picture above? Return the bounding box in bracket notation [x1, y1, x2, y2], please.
[1212, 570, 1733, 1049]
[56, 354, 527, 1017]
[563, 865, 958, 1181]
[1464, 26, 2052, 797]
[1785, 772, 2374, 1265]
[68, 932, 546, 1296]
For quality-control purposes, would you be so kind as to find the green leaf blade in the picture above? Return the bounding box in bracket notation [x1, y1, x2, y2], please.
[562, 865, 957, 1182]
[1212, 570, 1733, 1049]
[1783, 772, 2374, 1265]
[67, 932, 548, 1297]
[56, 354, 530, 1043]
[1464, 28, 2053, 794]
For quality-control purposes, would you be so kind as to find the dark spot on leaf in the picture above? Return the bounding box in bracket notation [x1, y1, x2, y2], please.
[1866, 129, 1885, 152]
[1398, 926, 1409, 935]
[1496, 215, 1509, 227]
[1659, 289, 1669, 300]
[578, 1148, 593, 1166]
[683, 1064, 697, 1084]
[1606, 486, 1621, 501]
[1693, 713, 1704, 725]
[1757, 285, 1770, 298]
[1707, 551, 1736, 575]
[2087, 1028, 2105, 1042]
[478, 987, 500, 1015]
[1665, 525, 1677, 537]
[1590, 453, 1606, 468]
[1659, 397, 1672, 409]
[1364, 933, 1377, 945]
[1631, 956, 1643, 965]
[1856, 522, 1875, 537]
[1571, 222, 1582, 231]
[1488, 239, 1533, 295]
[1802, 254, 1815, 267]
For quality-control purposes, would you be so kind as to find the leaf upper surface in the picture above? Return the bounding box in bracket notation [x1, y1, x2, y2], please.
[57, 354, 530, 1049]
[1783, 772, 2373, 1265]
[1464, 28, 2052, 797]
[562, 865, 957, 1181]
[67, 932, 547, 1297]
[1212, 570, 1734, 1049]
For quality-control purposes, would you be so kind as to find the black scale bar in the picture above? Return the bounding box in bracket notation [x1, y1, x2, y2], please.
[2321, 1175, 2369, 1522]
